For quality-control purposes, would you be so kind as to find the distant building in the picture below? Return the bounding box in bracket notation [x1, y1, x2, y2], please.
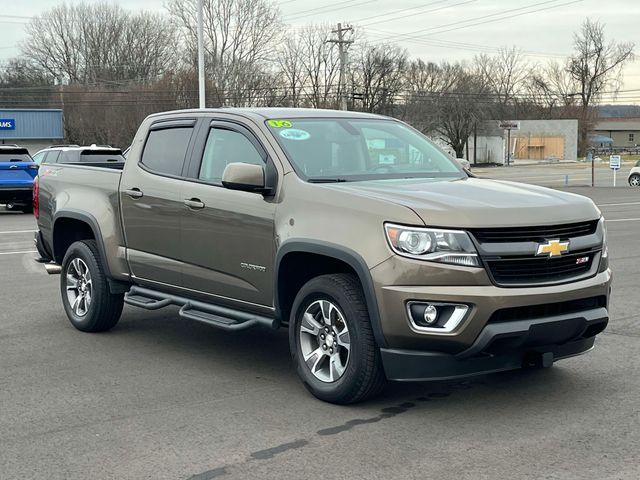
[0, 109, 64, 154]
[591, 117, 640, 149]
[466, 119, 578, 164]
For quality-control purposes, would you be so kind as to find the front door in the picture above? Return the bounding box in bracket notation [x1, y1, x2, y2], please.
[120, 120, 197, 286]
[179, 121, 276, 308]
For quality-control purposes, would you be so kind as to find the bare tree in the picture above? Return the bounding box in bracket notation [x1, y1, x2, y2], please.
[167, 0, 281, 106]
[295, 24, 341, 109]
[567, 19, 635, 155]
[350, 43, 407, 114]
[278, 32, 308, 107]
[21, 2, 177, 84]
[414, 62, 488, 158]
[475, 47, 531, 119]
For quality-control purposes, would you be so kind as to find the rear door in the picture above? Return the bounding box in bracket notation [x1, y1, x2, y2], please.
[120, 119, 198, 286]
[0, 148, 38, 187]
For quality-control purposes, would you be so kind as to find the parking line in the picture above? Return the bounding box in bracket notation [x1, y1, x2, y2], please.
[0, 250, 37, 256]
[0, 229, 37, 234]
[606, 218, 640, 223]
[598, 202, 640, 207]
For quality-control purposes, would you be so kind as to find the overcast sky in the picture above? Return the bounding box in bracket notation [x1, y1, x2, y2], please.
[1, 0, 638, 103]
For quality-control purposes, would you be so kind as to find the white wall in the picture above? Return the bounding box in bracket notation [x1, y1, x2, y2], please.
[466, 136, 505, 164]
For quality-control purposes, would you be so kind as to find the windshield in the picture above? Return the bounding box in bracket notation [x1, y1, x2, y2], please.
[266, 118, 464, 182]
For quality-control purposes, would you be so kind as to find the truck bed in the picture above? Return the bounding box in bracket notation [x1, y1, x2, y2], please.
[37, 162, 126, 278]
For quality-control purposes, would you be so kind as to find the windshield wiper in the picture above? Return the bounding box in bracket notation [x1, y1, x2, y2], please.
[308, 177, 349, 183]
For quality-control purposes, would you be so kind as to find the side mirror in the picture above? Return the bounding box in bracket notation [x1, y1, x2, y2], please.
[222, 162, 268, 193]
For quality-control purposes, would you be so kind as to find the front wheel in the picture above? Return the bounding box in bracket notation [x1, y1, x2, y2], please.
[289, 273, 386, 404]
[629, 174, 640, 187]
[61, 240, 124, 332]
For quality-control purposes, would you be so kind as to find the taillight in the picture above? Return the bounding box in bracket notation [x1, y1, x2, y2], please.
[33, 176, 39, 219]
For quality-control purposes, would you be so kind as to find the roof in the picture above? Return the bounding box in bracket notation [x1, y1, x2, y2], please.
[593, 117, 640, 131]
[147, 107, 387, 121]
[0, 109, 64, 140]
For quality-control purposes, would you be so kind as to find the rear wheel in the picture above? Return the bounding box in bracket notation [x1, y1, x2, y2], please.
[629, 174, 640, 187]
[61, 240, 124, 332]
[289, 273, 386, 404]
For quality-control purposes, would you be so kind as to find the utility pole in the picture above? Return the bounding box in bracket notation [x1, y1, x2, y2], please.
[197, 0, 206, 109]
[328, 23, 353, 111]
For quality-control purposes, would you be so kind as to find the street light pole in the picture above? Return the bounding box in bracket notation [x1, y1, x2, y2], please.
[197, 0, 205, 109]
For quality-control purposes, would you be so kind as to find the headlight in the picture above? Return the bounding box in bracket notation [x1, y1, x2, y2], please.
[599, 216, 608, 258]
[385, 223, 480, 267]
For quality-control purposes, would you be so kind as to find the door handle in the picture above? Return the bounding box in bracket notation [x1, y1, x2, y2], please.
[9, 165, 17, 169]
[184, 198, 205, 209]
[124, 188, 143, 199]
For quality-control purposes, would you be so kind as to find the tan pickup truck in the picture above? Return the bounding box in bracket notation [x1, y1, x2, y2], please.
[34, 108, 611, 403]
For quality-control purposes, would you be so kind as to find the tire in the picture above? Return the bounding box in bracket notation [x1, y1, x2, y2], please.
[629, 174, 640, 187]
[20, 205, 33, 214]
[60, 240, 124, 332]
[289, 273, 386, 404]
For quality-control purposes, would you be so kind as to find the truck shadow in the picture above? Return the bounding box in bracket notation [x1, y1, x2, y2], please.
[113, 305, 588, 410]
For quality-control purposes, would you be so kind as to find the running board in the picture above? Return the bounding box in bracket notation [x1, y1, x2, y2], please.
[124, 286, 278, 331]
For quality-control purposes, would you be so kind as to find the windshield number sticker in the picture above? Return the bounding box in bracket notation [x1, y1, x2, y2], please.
[267, 120, 292, 128]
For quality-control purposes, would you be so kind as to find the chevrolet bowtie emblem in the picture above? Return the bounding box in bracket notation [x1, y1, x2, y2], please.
[536, 239, 570, 257]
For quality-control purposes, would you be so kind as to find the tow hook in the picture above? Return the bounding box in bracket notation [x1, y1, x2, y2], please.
[44, 263, 62, 275]
[523, 351, 554, 369]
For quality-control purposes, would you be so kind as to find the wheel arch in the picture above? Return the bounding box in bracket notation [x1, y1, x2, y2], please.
[275, 240, 387, 348]
[52, 210, 110, 277]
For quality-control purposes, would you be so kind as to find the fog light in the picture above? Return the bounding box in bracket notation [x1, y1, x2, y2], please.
[407, 301, 470, 333]
[423, 304, 438, 325]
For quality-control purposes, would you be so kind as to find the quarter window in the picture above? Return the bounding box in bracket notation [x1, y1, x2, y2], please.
[199, 128, 264, 183]
[45, 151, 61, 164]
[141, 127, 193, 176]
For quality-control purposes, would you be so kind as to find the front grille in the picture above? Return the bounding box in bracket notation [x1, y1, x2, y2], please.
[470, 220, 599, 243]
[486, 249, 598, 286]
[488, 296, 607, 323]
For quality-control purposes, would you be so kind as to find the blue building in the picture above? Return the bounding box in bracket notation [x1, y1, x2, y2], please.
[0, 109, 64, 154]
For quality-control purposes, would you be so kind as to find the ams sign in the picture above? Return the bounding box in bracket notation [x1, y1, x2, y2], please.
[0, 119, 16, 130]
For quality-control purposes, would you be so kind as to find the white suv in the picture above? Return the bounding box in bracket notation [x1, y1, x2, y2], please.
[629, 160, 640, 187]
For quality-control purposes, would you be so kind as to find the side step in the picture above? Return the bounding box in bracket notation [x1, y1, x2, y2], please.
[124, 286, 278, 331]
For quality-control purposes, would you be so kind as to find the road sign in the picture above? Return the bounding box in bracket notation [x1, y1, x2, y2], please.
[609, 155, 621, 170]
[0, 119, 15, 130]
[610, 155, 621, 187]
[498, 121, 520, 130]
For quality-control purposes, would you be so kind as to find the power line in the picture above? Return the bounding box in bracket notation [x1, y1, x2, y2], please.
[365, 29, 567, 59]
[285, 0, 377, 22]
[358, 0, 478, 28]
[372, 0, 570, 43]
[349, 0, 449, 25]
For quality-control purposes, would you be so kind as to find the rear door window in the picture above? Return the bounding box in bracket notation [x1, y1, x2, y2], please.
[141, 127, 193, 177]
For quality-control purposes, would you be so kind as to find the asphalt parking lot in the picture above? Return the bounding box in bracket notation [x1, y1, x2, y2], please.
[1, 186, 639, 480]
[472, 161, 637, 188]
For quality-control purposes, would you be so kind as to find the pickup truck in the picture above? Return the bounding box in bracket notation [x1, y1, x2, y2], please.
[0, 145, 38, 212]
[35, 108, 611, 404]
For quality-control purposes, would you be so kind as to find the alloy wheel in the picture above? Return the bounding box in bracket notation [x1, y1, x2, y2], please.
[299, 300, 351, 383]
[65, 258, 93, 317]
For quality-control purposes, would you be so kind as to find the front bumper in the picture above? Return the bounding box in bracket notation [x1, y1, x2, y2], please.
[381, 307, 607, 381]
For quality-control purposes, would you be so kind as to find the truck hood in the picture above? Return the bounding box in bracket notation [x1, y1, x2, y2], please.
[324, 177, 601, 228]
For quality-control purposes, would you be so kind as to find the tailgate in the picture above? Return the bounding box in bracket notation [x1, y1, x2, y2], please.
[0, 161, 38, 187]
